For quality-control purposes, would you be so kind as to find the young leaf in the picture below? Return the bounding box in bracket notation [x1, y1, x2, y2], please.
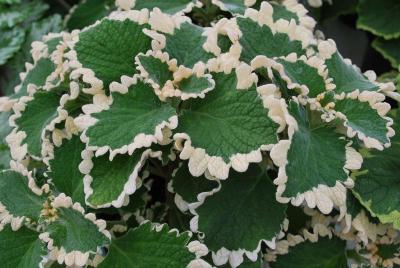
[0, 27, 25, 65]
[0, 225, 46, 268]
[132, 0, 199, 14]
[98, 222, 197, 268]
[372, 38, 400, 69]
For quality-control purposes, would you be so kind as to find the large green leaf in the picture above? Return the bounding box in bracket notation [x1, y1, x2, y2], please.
[84, 80, 176, 153]
[372, 38, 400, 69]
[66, 0, 114, 30]
[75, 18, 151, 86]
[193, 164, 286, 265]
[47, 135, 86, 205]
[353, 141, 400, 229]
[176, 71, 278, 179]
[133, 0, 198, 14]
[0, 226, 46, 268]
[357, 0, 400, 39]
[237, 17, 306, 64]
[325, 52, 379, 94]
[271, 237, 348, 268]
[98, 222, 196, 268]
[0, 170, 46, 221]
[163, 22, 214, 68]
[14, 90, 62, 158]
[0, 27, 25, 65]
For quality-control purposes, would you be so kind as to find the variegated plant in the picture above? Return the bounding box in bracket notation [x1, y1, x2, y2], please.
[0, 0, 400, 267]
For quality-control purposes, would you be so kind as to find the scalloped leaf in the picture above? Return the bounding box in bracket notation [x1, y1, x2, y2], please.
[13, 57, 56, 99]
[86, 149, 147, 207]
[0, 170, 46, 221]
[357, 0, 400, 39]
[47, 135, 86, 205]
[178, 75, 214, 96]
[279, 101, 348, 198]
[133, 0, 198, 14]
[0, 225, 46, 268]
[325, 52, 379, 94]
[0, 1, 48, 29]
[352, 140, 400, 228]
[0, 112, 11, 169]
[334, 98, 390, 145]
[0, 27, 25, 65]
[212, 0, 260, 14]
[271, 237, 348, 268]
[274, 58, 327, 98]
[45, 207, 109, 253]
[164, 22, 214, 68]
[176, 71, 278, 164]
[66, 0, 114, 31]
[98, 222, 196, 268]
[85, 81, 176, 151]
[372, 38, 400, 69]
[194, 164, 287, 253]
[172, 164, 219, 204]
[136, 53, 173, 87]
[14, 90, 62, 157]
[75, 18, 151, 86]
[271, 2, 299, 23]
[237, 17, 306, 63]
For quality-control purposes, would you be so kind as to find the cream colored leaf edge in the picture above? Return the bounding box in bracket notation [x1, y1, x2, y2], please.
[270, 98, 363, 216]
[39, 193, 111, 267]
[135, 50, 216, 101]
[81, 148, 161, 209]
[173, 64, 288, 180]
[74, 74, 178, 161]
[116, 0, 203, 16]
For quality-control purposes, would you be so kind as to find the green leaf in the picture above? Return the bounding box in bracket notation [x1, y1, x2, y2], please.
[325, 52, 379, 94]
[372, 38, 400, 69]
[237, 17, 306, 64]
[171, 163, 219, 204]
[133, 0, 198, 14]
[45, 207, 109, 254]
[66, 0, 114, 30]
[352, 141, 400, 229]
[212, 0, 261, 15]
[271, 237, 348, 268]
[0, 112, 11, 143]
[334, 98, 390, 145]
[13, 57, 56, 99]
[193, 165, 286, 261]
[271, 2, 299, 23]
[85, 80, 176, 153]
[75, 18, 151, 86]
[85, 149, 150, 208]
[274, 58, 327, 98]
[0, 27, 25, 65]
[98, 222, 196, 268]
[136, 53, 173, 88]
[0, 1, 48, 29]
[0, 170, 46, 221]
[164, 22, 214, 68]
[14, 90, 62, 158]
[177, 75, 214, 97]
[357, 0, 400, 39]
[0, 225, 46, 268]
[47, 135, 86, 205]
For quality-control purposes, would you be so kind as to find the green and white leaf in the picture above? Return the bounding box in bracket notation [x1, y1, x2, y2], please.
[0, 27, 25, 65]
[270, 237, 348, 268]
[211, 0, 260, 15]
[73, 16, 151, 87]
[372, 38, 400, 69]
[82, 148, 159, 208]
[79, 78, 177, 158]
[0, 170, 47, 227]
[174, 70, 278, 180]
[0, 225, 47, 268]
[98, 221, 206, 268]
[357, 0, 400, 39]
[66, 0, 114, 31]
[270, 100, 361, 214]
[190, 164, 286, 267]
[352, 137, 400, 229]
[128, 0, 201, 14]
[40, 195, 110, 266]
[47, 135, 86, 205]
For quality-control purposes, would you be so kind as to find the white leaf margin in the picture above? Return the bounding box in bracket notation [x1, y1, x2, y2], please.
[39, 193, 111, 267]
[74, 74, 178, 160]
[116, 0, 203, 16]
[270, 98, 363, 216]
[80, 147, 161, 209]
